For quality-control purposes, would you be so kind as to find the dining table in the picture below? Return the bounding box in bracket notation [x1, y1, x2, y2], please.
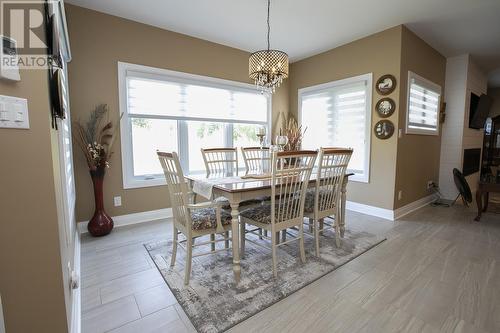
[185, 172, 353, 282]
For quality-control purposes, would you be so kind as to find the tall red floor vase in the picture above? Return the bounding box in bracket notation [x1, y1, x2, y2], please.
[88, 166, 114, 236]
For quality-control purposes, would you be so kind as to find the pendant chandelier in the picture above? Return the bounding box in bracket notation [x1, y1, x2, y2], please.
[249, 0, 289, 94]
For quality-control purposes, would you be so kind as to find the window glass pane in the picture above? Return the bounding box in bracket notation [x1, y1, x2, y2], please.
[131, 118, 178, 176]
[233, 123, 262, 169]
[187, 121, 226, 174]
[301, 81, 368, 176]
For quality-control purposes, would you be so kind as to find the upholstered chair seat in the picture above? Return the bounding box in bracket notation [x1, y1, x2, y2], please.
[191, 208, 233, 230]
[214, 197, 263, 210]
[303, 188, 337, 213]
[240, 204, 274, 224]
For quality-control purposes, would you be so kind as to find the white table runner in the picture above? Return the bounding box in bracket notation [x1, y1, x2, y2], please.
[192, 175, 270, 200]
[192, 177, 244, 199]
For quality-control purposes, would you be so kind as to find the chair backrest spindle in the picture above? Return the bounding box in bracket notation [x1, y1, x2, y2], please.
[157, 151, 192, 229]
[241, 147, 271, 174]
[201, 148, 238, 177]
[270, 150, 317, 226]
[314, 148, 353, 216]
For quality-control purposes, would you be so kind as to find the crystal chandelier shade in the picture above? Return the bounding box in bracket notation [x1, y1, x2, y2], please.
[249, 0, 289, 94]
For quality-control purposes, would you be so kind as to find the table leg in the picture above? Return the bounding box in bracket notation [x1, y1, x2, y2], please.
[230, 202, 241, 281]
[474, 189, 483, 222]
[340, 181, 347, 237]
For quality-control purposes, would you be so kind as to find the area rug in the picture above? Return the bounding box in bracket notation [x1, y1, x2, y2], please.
[145, 226, 385, 333]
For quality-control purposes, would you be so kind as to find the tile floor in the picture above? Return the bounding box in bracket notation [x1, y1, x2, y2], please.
[81, 204, 500, 333]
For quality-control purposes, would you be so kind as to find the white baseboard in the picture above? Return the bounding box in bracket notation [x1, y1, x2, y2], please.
[0, 293, 5, 333]
[347, 194, 437, 221]
[70, 232, 81, 333]
[77, 195, 435, 234]
[346, 200, 395, 220]
[77, 208, 173, 234]
[393, 194, 437, 220]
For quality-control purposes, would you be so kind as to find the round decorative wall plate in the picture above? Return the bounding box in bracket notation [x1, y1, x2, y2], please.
[376, 98, 396, 118]
[374, 120, 395, 139]
[376, 74, 396, 95]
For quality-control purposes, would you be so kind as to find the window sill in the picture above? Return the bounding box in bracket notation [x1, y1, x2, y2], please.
[405, 129, 439, 136]
[123, 178, 166, 189]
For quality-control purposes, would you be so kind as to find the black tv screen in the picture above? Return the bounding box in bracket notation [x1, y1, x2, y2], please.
[469, 93, 492, 129]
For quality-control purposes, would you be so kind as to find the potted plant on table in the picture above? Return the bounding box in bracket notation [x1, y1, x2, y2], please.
[73, 104, 120, 236]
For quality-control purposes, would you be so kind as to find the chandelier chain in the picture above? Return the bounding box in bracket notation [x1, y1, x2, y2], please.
[267, 0, 271, 50]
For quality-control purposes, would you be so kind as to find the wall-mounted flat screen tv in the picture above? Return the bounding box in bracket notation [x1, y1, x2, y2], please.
[469, 93, 492, 129]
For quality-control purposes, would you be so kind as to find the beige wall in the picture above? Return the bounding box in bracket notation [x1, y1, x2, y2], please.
[488, 88, 500, 118]
[288, 27, 403, 210]
[0, 39, 69, 333]
[394, 27, 446, 208]
[66, 5, 288, 221]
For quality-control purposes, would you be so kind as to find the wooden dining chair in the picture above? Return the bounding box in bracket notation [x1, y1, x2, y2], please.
[157, 151, 233, 285]
[239, 150, 318, 277]
[241, 146, 271, 174]
[303, 148, 353, 256]
[241, 146, 272, 239]
[201, 147, 239, 177]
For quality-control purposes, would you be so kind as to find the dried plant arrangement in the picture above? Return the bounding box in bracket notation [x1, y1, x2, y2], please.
[72, 104, 121, 171]
[282, 117, 307, 151]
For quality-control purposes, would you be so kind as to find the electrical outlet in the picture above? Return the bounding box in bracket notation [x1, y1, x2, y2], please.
[398, 190, 403, 201]
[427, 181, 434, 190]
[114, 196, 122, 207]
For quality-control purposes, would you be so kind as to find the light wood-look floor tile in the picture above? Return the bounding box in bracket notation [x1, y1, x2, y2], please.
[81, 206, 500, 333]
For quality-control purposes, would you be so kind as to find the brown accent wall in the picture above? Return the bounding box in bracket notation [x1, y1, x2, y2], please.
[0, 43, 68, 333]
[394, 27, 446, 209]
[66, 5, 288, 221]
[288, 27, 403, 210]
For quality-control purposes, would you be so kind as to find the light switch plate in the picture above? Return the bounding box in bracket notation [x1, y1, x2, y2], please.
[0, 95, 29, 129]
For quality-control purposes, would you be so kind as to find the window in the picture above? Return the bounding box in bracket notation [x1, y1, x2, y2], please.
[119, 62, 271, 188]
[299, 74, 372, 182]
[406, 71, 441, 135]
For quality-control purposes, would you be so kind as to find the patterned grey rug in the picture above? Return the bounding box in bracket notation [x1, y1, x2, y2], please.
[145, 226, 385, 333]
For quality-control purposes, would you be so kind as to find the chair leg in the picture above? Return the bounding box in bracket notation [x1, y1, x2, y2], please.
[259, 228, 263, 240]
[334, 215, 341, 248]
[281, 229, 286, 243]
[308, 217, 313, 232]
[272, 231, 278, 278]
[224, 231, 230, 249]
[184, 237, 193, 285]
[314, 219, 320, 257]
[299, 224, 306, 264]
[171, 227, 178, 266]
[240, 221, 246, 258]
[210, 234, 215, 252]
[275, 232, 280, 244]
[319, 218, 324, 235]
[264, 230, 268, 237]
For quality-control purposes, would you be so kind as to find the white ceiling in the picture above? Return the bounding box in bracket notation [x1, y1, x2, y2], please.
[66, 0, 500, 87]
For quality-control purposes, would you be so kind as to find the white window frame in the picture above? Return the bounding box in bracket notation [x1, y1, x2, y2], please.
[118, 62, 272, 189]
[298, 73, 373, 183]
[406, 71, 441, 136]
